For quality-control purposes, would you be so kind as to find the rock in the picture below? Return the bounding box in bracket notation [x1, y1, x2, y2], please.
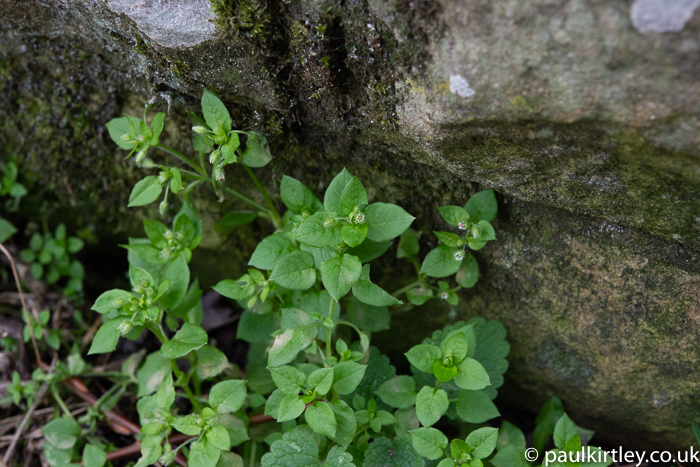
[2, 0, 700, 449]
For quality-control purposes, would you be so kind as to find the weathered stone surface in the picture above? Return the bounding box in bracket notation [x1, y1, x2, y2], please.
[2, 0, 700, 450]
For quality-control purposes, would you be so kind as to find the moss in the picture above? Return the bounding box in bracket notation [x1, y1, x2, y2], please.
[210, 0, 272, 39]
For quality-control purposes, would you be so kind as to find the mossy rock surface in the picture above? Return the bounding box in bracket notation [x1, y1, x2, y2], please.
[3, 0, 700, 450]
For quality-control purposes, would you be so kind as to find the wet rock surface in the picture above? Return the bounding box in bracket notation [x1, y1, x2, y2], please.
[2, 0, 700, 449]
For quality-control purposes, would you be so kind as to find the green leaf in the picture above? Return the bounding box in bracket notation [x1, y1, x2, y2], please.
[456, 253, 479, 288]
[0, 219, 17, 243]
[454, 358, 490, 390]
[210, 379, 247, 413]
[323, 169, 355, 214]
[268, 328, 304, 367]
[67, 237, 84, 254]
[88, 318, 123, 355]
[330, 401, 357, 448]
[375, 375, 417, 409]
[434, 231, 463, 247]
[294, 210, 343, 248]
[442, 331, 469, 363]
[406, 286, 433, 305]
[269, 366, 306, 395]
[280, 175, 321, 214]
[324, 446, 354, 467]
[43, 417, 80, 449]
[160, 254, 189, 309]
[160, 323, 208, 359]
[420, 245, 463, 278]
[308, 367, 334, 395]
[269, 250, 316, 290]
[218, 414, 250, 447]
[82, 444, 107, 467]
[213, 277, 255, 300]
[320, 254, 362, 301]
[554, 414, 578, 450]
[196, 345, 230, 380]
[438, 205, 470, 226]
[346, 239, 392, 263]
[397, 228, 420, 258]
[466, 427, 499, 459]
[128, 176, 164, 207]
[137, 352, 171, 397]
[497, 421, 526, 451]
[432, 360, 458, 382]
[346, 296, 390, 332]
[410, 427, 448, 460]
[465, 189, 497, 223]
[207, 424, 232, 450]
[91, 289, 132, 314]
[134, 434, 163, 467]
[332, 361, 367, 395]
[415, 386, 449, 427]
[352, 264, 401, 307]
[363, 437, 423, 467]
[172, 414, 203, 436]
[237, 310, 277, 343]
[476, 220, 496, 241]
[249, 233, 297, 270]
[335, 175, 368, 216]
[202, 89, 231, 133]
[277, 394, 305, 422]
[340, 222, 368, 247]
[215, 212, 256, 236]
[122, 243, 167, 264]
[261, 431, 319, 467]
[365, 202, 415, 242]
[534, 396, 565, 453]
[405, 344, 441, 373]
[306, 401, 337, 437]
[189, 439, 221, 467]
[491, 446, 529, 467]
[150, 112, 165, 144]
[170, 167, 183, 193]
[220, 133, 240, 164]
[106, 116, 140, 150]
[241, 132, 272, 167]
[456, 390, 500, 423]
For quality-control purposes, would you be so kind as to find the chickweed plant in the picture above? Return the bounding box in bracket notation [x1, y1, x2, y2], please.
[5, 90, 612, 467]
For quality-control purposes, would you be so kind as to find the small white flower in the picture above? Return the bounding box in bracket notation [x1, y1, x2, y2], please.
[458, 221, 467, 230]
[440, 292, 449, 300]
[453, 250, 465, 261]
[355, 213, 365, 224]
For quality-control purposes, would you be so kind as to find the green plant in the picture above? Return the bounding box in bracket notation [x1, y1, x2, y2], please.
[12, 89, 610, 467]
[18, 223, 85, 299]
[1, 160, 27, 212]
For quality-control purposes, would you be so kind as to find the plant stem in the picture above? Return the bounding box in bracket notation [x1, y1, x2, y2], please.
[155, 144, 206, 176]
[223, 186, 270, 213]
[334, 320, 364, 339]
[391, 280, 423, 297]
[249, 440, 258, 467]
[326, 298, 336, 358]
[51, 384, 74, 419]
[244, 165, 280, 223]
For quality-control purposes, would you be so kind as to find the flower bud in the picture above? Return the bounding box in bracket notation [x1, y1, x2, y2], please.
[458, 220, 467, 231]
[117, 320, 133, 335]
[135, 147, 147, 164]
[441, 292, 449, 300]
[453, 250, 465, 261]
[144, 411, 153, 419]
[112, 298, 127, 307]
[214, 135, 226, 145]
[159, 199, 168, 216]
[119, 133, 132, 142]
[209, 149, 220, 165]
[159, 451, 176, 466]
[157, 171, 171, 184]
[442, 356, 453, 366]
[139, 279, 151, 289]
[323, 217, 337, 228]
[192, 126, 208, 134]
[471, 224, 482, 238]
[354, 212, 366, 224]
[213, 165, 225, 182]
